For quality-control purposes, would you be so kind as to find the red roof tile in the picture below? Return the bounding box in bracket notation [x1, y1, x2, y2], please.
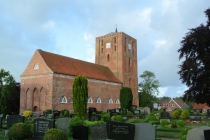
[193, 103, 210, 109]
[38, 49, 122, 84]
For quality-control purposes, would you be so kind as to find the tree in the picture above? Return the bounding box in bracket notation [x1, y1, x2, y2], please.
[0, 68, 16, 114]
[138, 71, 160, 107]
[138, 70, 160, 95]
[72, 75, 88, 120]
[178, 8, 210, 105]
[119, 87, 133, 110]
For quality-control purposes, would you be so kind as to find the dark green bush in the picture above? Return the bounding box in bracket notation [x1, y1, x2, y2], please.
[43, 128, 68, 140]
[171, 120, 177, 128]
[8, 123, 33, 140]
[145, 115, 158, 122]
[177, 120, 185, 127]
[64, 110, 70, 117]
[68, 117, 84, 136]
[102, 113, 110, 122]
[160, 119, 169, 126]
[126, 119, 146, 123]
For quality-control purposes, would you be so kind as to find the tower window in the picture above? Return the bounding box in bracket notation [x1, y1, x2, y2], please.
[101, 40, 103, 46]
[114, 37, 116, 44]
[125, 46, 126, 52]
[101, 48, 103, 53]
[114, 45, 116, 51]
[107, 54, 110, 61]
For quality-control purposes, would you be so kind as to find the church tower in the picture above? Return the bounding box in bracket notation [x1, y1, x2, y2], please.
[95, 29, 138, 106]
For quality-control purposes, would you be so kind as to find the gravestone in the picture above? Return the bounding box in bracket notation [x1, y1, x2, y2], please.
[110, 109, 117, 117]
[7, 115, 25, 129]
[143, 107, 150, 115]
[91, 124, 107, 140]
[33, 118, 55, 140]
[130, 105, 137, 111]
[72, 125, 88, 140]
[106, 121, 135, 140]
[53, 110, 60, 119]
[89, 107, 96, 121]
[56, 117, 71, 135]
[134, 123, 156, 140]
[204, 129, 210, 140]
[160, 109, 170, 123]
[33, 112, 40, 119]
[206, 109, 210, 117]
[91, 114, 101, 121]
[187, 126, 210, 140]
[0, 114, 4, 128]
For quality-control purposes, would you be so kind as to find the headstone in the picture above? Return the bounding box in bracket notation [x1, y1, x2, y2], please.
[91, 114, 101, 121]
[56, 117, 71, 135]
[187, 126, 210, 140]
[33, 118, 55, 140]
[89, 107, 96, 120]
[204, 129, 210, 140]
[53, 110, 60, 119]
[143, 107, 150, 115]
[72, 125, 88, 140]
[130, 105, 137, 111]
[7, 115, 25, 129]
[91, 124, 107, 140]
[33, 112, 40, 119]
[153, 103, 158, 109]
[206, 109, 210, 117]
[134, 123, 156, 140]
[133, 110, 140, 115]
[0, 114, 4, 128]
[160, 110, 170, 119]
[106, 121, 135, 140]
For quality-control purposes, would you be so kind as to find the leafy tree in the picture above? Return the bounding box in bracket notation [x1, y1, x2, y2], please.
[139, 70, 160, 95]
[159, 96, 171, 100]
[0, 69, 15, 114]
[120, 87, 133, 110]
[178, 8, 210, 105]
[139, 70, 160, 107]
[72, 75, 88, 120]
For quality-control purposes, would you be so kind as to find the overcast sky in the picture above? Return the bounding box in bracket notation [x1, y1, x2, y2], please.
[0, 0, 209, 98]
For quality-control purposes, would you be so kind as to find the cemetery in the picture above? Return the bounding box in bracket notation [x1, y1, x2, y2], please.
[0, 107, 209, 140]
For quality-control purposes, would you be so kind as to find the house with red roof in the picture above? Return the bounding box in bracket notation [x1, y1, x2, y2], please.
[20, 30, 139, 114]
[193, 103, 210, 113]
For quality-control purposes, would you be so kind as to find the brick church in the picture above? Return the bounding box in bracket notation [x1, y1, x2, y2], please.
[19, 30, 138, 114]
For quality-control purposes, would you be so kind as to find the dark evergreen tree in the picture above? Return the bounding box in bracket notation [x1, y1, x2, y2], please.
[120, 87, 133, 110]
[72, 75, 88, 119]
[178, 8, 210, 105]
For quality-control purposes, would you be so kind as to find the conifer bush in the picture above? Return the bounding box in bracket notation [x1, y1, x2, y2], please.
[172, 110, 180, 119]
[177, 120, 185, 127]
[181, 110, 189, 119]
[43, 128, 68, 140]
[160, 119, 169, 126]
[8, 123, 33, 140]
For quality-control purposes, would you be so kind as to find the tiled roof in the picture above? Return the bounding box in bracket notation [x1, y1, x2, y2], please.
[170, 99, 189, 108]
[193, 103, 210, 109]
[38, 49, 122, 84]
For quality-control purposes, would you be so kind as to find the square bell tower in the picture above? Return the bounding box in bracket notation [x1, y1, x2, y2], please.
[95, 29, 138, 105]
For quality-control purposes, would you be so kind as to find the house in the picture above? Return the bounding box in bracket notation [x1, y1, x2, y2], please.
[20, 30, 139, 114]
[157, 98, 189, 113]
[193, 103, 210, 113]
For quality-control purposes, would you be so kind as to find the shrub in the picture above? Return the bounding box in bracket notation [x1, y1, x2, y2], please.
[180, 135, 187, 140]
[64, 110, 70, 117]
[102, 113, 110, 122]
[126, 119, 146, 123]
[68, 117, 84, 136]
[127, 111, 133, 117]
[181, 110, 189, 119]
[160, 119, 169, 127]
[145, 115, 158, 122]
[171, 120, 177, 128]
[111, 115, 115, 121]
[177, 120, 185, 127]
[8, 123, 33, 140]
[43, 128, 68, 140]
[172, 110, 180, 119]
[115, 115, 123, 122]
[23, 110, 32, 118]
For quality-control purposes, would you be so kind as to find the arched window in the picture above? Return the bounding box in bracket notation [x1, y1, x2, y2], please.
[34, 63, 39, 70]
[108, 98, 113, 104]
[87, 97, 93, 103]
[107, 54, 110, 61]
[115, 98, 120, 104]
[96, 97, 101, 103]
[60, 95, 67, 103]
